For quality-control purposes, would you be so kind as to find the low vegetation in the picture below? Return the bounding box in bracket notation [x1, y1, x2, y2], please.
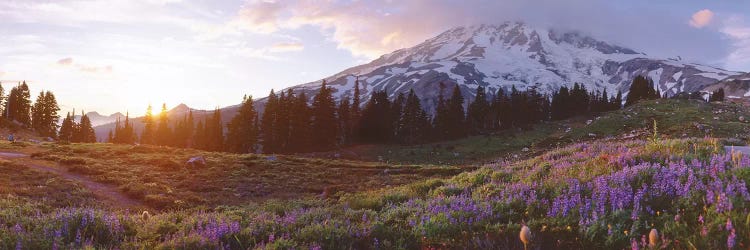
[26, 143, 464, 210]
[1, 100, 749, 249]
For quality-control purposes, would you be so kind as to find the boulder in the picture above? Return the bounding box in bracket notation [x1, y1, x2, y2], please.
[186, 156, 206, 167]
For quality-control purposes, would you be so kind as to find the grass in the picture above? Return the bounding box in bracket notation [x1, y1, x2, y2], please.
[1, 99, 750, 249]
[25, 143, 465, 210]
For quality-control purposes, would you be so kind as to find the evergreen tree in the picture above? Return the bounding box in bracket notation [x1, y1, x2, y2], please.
[397, 89, 431, 144]
[226, 95, 258, 153]
[260, 90, 278, 153]
[288, 92, 311, 152]
[433, 83, 450, 139]
[467, 86, 490, 134]
[141, 104, 155, 144]
[194, 120, 206, 149]
[626, 76, 658, 106]
[350, 77, 362, 141]
[31, 91, 60, 138]
[205, 108, 224, 152]
[59, 112, 75, 142]
[274, 91, 291, 152]
[155, 103, 171, 146]
[358, 91, 392, 144]
[709, 88, 725, 102]
[78, 111, 97, 143]
[338, 97, 351, 145]
[445, 85, 466, 139]
[311, 81, 338, 150]
[107, 130, 114, 143]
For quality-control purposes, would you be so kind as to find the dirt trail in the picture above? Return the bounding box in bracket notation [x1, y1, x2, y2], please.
[0, 152, 146, 209]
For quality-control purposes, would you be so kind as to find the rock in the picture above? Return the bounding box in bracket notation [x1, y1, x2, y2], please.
[265, 156, 278, 161]
[588, 133, 597, 137]
[585, 120, 593, 125]
[564, 127, 572, 133]
[521, 147, 530, 152]
[713, 116, 719, 120]
[740, 116, 746, 122]
[453, 152, 460, 157]
[649, 229, 659, 247]
[186, 156, 206, 167]
[334, 153, 341, 158]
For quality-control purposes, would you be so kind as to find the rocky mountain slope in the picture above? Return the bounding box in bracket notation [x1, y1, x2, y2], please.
[280, 22, 742, 112]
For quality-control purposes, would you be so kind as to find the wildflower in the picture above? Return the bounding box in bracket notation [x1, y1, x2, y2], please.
[728, 229, 736, 249]
[726, 218, 733, 231]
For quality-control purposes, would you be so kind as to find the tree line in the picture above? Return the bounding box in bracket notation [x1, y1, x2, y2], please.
[107, 75, 727, 154]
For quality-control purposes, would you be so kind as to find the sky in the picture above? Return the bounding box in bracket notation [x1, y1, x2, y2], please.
[0, 0, 749, 116]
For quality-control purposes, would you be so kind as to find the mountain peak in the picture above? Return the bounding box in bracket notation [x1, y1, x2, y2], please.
[273, 23, 743, 114]
[169, 103, 191, 114]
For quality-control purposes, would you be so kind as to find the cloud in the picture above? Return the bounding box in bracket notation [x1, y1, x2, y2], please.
[270, 42, 304, 52]
[721, 16, 750, 70]
[231, 0, 731, 64]
[55, 57, 114, 74]
[690, 9, 714, 28]
[57, 57, 73, 65]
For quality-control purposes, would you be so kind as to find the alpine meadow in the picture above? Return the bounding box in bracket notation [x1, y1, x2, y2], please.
[2, 1, 750, 249]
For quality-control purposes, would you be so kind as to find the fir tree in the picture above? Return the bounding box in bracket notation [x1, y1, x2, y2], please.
[226, 95, 258, 153]
[358, 91, 392, 144]
[445, 85, 465, 138]
[288, 92, 311, 152]
[155, 103, 171, 146]
[141, 104, 155, 144]
[78, 111, 97, 143]
[59, 112, 75, 142]
[466, 86, 490, 134]
[311, 81, 338, 150]
[260, 90, 278, 153]
[398, 89, 431, 144]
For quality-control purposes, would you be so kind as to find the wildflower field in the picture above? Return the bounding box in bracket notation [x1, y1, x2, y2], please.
[2, 137, 749, 249]
[2, 99, 750, 249]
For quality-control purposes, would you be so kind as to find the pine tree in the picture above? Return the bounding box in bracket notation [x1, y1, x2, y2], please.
[107, 129, 114, 143]
[709, 88, 725, 102]
[398, 89, 431, 144]
[467, 86, 490, 134]
[17, 82, 32, 126]
[358, 91, 392, 144]
[261, 90, 278, 153]
[338, 97, 351, 145]
[274, 91, 291, 152]
[155, 103, 171, 146]
[31, 91, 59, 138]
[288, 92, 311, 152]
[78, 111, 97, 143]
[0, 84, 5, 116]
[626, 76, 658, 106]
[433, 83, 449, 139]
[226, 95, 258, 153]
[194, 120, 206, 150]
[141, 104, 155, 144]
[311, 81, 338, 150]
[350, 77, 362, 141]
[445, 85, 465, 138]
[205, 108, 224, 152]
[59, 112, 75, 142]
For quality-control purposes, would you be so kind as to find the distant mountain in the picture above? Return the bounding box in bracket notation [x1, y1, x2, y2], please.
[703, 72, 750, 99]
[60, 111, 125, 127]
[263, 22, 743, 112]
[92, 104, 238, 142]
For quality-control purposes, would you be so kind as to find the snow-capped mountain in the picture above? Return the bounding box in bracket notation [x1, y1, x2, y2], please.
[278, 22, 743, 111]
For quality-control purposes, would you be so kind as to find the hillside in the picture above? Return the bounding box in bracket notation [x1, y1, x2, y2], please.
[2, 100, 749, 249]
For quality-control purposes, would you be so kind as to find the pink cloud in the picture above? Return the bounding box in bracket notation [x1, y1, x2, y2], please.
[57, 57, 74, 65]
[56, 57, 113, 74]
[689, 9, 714, 28]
